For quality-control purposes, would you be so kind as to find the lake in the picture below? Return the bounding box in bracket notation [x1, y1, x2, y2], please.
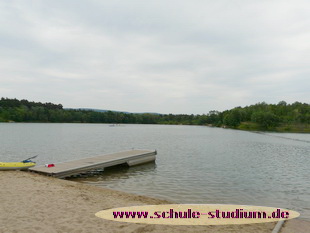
[1, 123, 309, 219]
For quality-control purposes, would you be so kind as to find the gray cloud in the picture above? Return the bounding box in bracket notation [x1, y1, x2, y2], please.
[0, 0, 309, 114]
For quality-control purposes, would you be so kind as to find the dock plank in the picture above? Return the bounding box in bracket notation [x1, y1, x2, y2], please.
[29, 149, 156, 178]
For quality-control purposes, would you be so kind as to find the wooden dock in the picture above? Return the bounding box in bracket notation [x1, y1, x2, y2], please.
[29, 149, 156, 178]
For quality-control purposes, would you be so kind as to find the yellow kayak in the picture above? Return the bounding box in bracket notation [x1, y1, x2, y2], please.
[0, 162, 36, 170]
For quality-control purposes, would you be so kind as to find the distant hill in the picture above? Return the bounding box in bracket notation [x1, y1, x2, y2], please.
[64, 108, 161, 115]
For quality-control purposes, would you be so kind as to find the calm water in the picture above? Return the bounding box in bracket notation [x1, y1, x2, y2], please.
[1, 123, 309, 219]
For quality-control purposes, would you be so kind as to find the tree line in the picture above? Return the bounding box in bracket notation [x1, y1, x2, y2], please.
[0, 98, 309, 132]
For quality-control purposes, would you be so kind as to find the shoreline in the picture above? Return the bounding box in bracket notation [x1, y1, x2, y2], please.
[1, 171, 308, 232]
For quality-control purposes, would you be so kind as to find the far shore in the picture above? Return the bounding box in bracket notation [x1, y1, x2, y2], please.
[1, 171, 308, 232]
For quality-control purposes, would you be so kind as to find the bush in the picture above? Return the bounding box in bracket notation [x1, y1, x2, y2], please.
[251, 111, 280, 129]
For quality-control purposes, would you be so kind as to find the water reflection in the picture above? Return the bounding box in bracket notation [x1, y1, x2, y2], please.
[70, 162, 157, 183]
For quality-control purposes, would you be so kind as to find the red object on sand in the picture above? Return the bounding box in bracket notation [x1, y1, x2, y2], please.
[45, 164, 55, 168]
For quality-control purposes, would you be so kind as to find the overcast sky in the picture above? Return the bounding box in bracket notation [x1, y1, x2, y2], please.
[0, 1, 309, 114]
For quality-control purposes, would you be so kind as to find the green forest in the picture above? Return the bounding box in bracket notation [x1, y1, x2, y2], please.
[0, 98, 309, 132]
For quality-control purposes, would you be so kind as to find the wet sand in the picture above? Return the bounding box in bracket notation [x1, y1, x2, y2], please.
[0, 171, 307, 233]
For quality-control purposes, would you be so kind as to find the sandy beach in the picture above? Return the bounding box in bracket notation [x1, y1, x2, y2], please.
[0, 171, 307, 233]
